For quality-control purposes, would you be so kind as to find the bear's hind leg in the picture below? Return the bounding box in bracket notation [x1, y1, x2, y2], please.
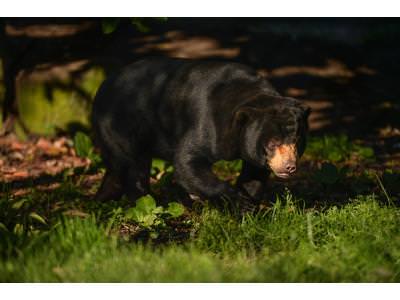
[95, 170, 124, 202]
[122, 156, 152, 202]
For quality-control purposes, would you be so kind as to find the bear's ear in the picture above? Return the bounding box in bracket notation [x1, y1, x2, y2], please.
[232, 106, 262, 130]
[283, 96, 311, 117]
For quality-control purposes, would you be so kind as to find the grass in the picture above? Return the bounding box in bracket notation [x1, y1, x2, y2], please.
[1, 188, 399, 282]
[1, 134, 400, 282]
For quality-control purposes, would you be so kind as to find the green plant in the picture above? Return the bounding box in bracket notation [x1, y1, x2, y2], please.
[101, 17, 168, 35]
[150, 159, 175, 193]
[73, 131, 101, 166]
[213, 159, 243, 182]
[125, 195, 185, 229]
[151, 158, 174, 176]
[306, 135, 374, 162]
[0, 196, 48, 258]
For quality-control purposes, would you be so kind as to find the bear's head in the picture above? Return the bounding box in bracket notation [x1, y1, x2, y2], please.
[236, 96, 310, 178]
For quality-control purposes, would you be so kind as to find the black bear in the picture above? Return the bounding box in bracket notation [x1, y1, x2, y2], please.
[91, 57, 310, 210]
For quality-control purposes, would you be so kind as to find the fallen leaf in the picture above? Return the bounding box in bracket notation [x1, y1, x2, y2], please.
[10, 151, 24, 161]
[13, 170, 29, 178]
[36, 137, 53, 149]
[3, 167, 17, 174]
[10, 141, 25, 151]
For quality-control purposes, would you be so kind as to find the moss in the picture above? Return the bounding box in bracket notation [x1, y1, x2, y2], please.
[17, 66, 105, 136]
[78, 66, 105, 100]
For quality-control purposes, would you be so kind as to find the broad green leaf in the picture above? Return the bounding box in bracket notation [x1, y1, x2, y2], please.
[126, 207, 143, 222]
[13, 223, 24, 235]
[152, 159, 167, 173]
[135, 195, 157, 214]
[126, 195, 160, 225]
[127, 207, 157, 226]
[73, 131, 93, 158]
[88, 152, 102, 166]
[125, 207, 135, 218]
[214, 160, 243, 173]
[12, 199, 28, 210]
[141, 214, 157, 227]
[355, 146, 374, 159]
[0, 222, 8, 232]
[166, 202, 185, 218]
[153, 206, 164, 214]
[128, 207, 145, 222]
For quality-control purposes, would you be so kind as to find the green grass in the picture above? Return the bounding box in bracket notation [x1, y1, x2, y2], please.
[1, 187, 399, 282]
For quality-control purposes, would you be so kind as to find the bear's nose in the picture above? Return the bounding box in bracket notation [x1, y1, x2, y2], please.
[286, 163, 297, 174]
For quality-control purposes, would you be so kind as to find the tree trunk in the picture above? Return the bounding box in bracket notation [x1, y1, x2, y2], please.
[0, 19, 28, 135]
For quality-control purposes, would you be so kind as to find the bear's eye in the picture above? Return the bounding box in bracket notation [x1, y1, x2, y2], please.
[266, 139, 281, 150]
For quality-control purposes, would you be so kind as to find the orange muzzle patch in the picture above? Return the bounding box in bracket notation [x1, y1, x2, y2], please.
[268, 144, 297, 174]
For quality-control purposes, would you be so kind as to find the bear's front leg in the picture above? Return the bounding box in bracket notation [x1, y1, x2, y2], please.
[174, 153, 234, 199]
[236, 161, 270, 201]
[174, 147, 257, 213]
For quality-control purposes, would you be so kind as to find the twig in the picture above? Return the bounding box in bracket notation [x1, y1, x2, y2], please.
[307, 213, 316, 248]
[374, 172, 393, 206]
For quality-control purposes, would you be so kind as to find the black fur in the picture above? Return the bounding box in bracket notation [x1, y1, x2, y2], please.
[91, 57, 310, 207]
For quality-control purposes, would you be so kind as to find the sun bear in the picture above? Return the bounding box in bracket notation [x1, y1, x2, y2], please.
[91, 57, 310, 211]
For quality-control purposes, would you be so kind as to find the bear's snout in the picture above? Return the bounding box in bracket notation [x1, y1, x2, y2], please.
[267, 144, 298, 178]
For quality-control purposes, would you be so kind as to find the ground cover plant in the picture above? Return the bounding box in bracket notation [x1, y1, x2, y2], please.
[0, 131, 399, 282]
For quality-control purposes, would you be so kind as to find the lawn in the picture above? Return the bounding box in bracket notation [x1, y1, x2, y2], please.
[1, 134, 399, 282]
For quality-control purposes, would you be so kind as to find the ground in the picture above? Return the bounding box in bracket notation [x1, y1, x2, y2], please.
[0, 19, 400, 282]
